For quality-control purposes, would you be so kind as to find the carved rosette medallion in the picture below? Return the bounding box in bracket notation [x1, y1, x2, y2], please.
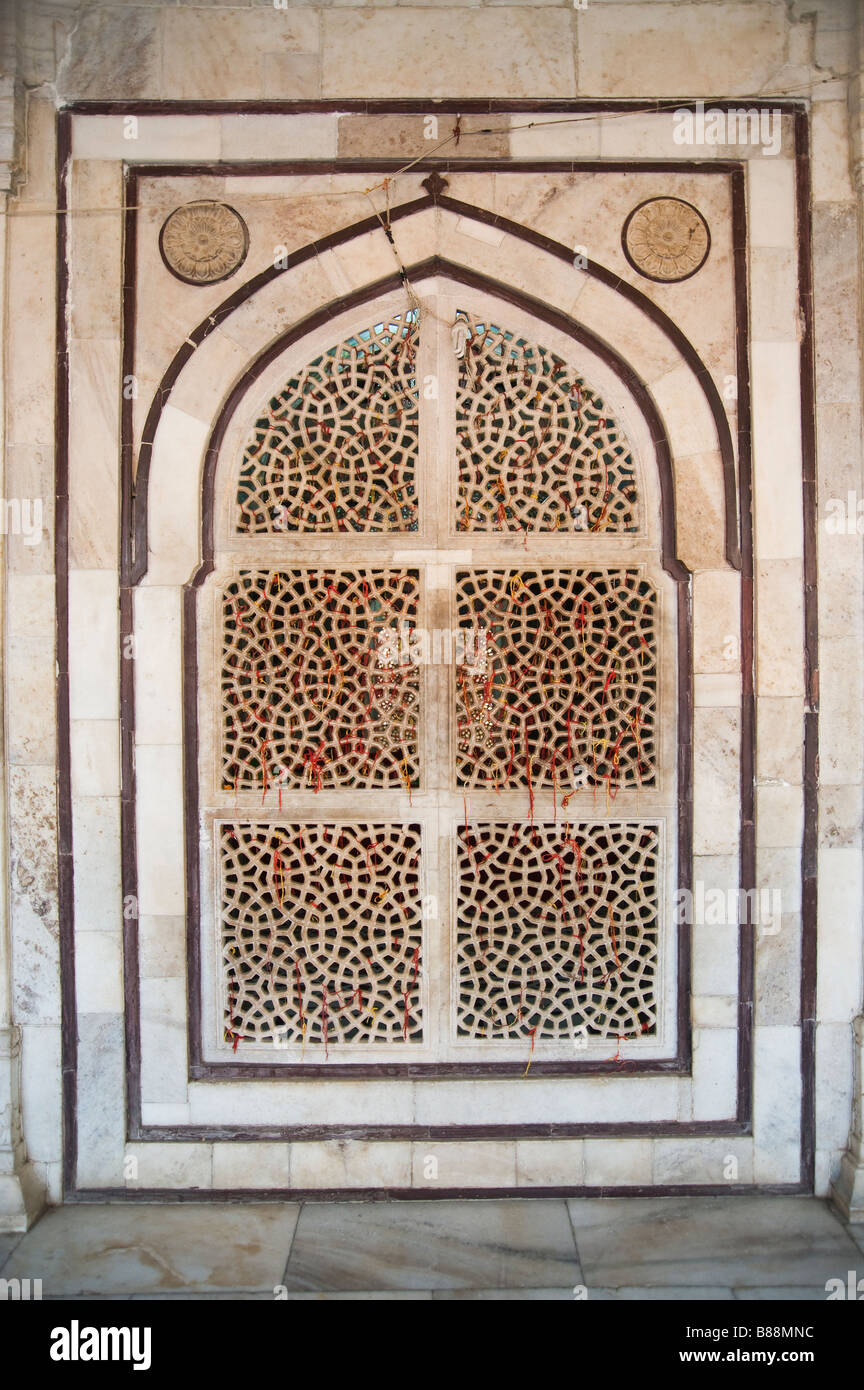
[159, 200, 249, 285]
[621, 197, 710, 283]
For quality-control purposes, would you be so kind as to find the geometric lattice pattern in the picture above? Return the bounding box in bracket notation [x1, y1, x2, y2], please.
[455, 311, 638, 534]
[456, 822, 659, 1039]
[210, 301, 674, 1065]
[221, 569, 420, 793]
[236, 312, 419, 533]
[221, 823, 423, 1049]
[456, 569, 657, 794]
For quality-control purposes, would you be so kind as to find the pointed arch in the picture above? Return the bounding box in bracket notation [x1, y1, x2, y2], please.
[130, 201, 740, 587]
[193, 259, 689, 586]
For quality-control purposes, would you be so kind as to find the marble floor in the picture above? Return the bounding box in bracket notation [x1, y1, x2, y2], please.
[1, 1196, 862, 1300]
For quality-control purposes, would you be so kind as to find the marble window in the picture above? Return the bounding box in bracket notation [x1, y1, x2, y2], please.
[203, 293, 673, 1065]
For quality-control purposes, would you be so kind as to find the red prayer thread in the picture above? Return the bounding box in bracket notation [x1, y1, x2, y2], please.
[259, 738, 270, 803]
[319, 984, 330, 1056]
[402, 946, 420, 1040]
[525, 737, 534, 826]
[541, 848, 570, 928]
[608, 903, 621, 974]
[272, 848, 284, 907]
[294, 959, 305, 1031]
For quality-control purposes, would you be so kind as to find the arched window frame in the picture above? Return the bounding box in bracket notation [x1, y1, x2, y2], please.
[193, 276, 682, 1071]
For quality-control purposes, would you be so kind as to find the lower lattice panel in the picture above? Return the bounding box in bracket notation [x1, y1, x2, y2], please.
[220, 822, 423, 1048]
[456, 822, 660, 1041]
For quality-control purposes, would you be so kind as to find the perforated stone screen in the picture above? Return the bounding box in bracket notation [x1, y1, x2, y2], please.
[208, 296, 668, 1062]
[455, 312, 638, 535]
[236, 312, 419, 533]
[221, 568, 420, 793]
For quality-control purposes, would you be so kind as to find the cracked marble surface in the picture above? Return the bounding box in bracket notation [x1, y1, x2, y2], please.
[1, 1196, 860, 1300]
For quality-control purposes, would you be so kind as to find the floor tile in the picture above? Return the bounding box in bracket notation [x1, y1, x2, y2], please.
[280, 1290, 433, 1300]
[131, 1291, 274, 1300]
[43, 1295, 133, 1301]
[431, 1286, 576, 1300]
[0, 1233, 24, 1270]
[590, 1286, 734, 1300]
[733, 1286, 832, 1301]
[567, 1196, 861, 1289]
[1, 1203, 301, 1297]
[283, 1199, 580, 1291]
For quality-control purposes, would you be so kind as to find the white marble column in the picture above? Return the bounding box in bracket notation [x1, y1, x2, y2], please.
[830, 4, 864, 1228]
[0, 11, 46, 1228]
[832, 1017, 864, 1221]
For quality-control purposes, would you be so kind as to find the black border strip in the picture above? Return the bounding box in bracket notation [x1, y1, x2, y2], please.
[55, 110, 77, 1198]
[116, 146, 746, 1138]
[63, 1181, 803, 1204]
[731, 169, 755, 1126]
[795, 109, 818, 1192]
[120, 160, 142, 1156]
[128, 181, 741, 582]
[51, 99, 813, 1199]
[177, 256, 692, 1084]
[65, 99, 808, 116]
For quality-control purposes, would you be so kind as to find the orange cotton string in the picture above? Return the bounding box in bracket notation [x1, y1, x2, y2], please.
[272, 849, 284, 907]
[227, 978, 240, 1053]
[630, 707, 642, 754]
[525, 734, 534, 826]
[321, 986, 329, 1060]
[402, 946, 420, 1040]
[343, 984, 365, 1013]
[294, 960, 305, 1031]
[608, 904, 620, 973]
[523, 1025, 538, 1077]
[541, 849, 570, 927]
[303, 740, 326, 792]
[575, 599, 589, 656]
[600, 662, 616, 708]
[399, 751, 413, 804]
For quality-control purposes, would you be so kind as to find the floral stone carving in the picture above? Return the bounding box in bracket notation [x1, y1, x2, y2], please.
[622, 197, 710, 282]
[159, 200, 249, 285]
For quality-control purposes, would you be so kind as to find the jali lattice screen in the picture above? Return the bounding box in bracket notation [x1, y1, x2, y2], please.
[236, 312, 419, 534]
[214, 302, 666, 1059]
[455, 311, 639, 535]
[457, 821, 660, 1041]
[221, 822, 424, 1049]
[456, 568, 658, 796]
[221, 568, 420, 793]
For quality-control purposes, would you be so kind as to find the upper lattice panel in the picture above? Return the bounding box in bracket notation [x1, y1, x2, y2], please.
[455, 312, 639, 535]
[236, 312, 419, 533]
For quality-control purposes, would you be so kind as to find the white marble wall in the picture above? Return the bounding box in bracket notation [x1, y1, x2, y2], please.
[72, 136, 769, 1189]
[0, 0, 860, 1210]
[4, 94, 62, 1212]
